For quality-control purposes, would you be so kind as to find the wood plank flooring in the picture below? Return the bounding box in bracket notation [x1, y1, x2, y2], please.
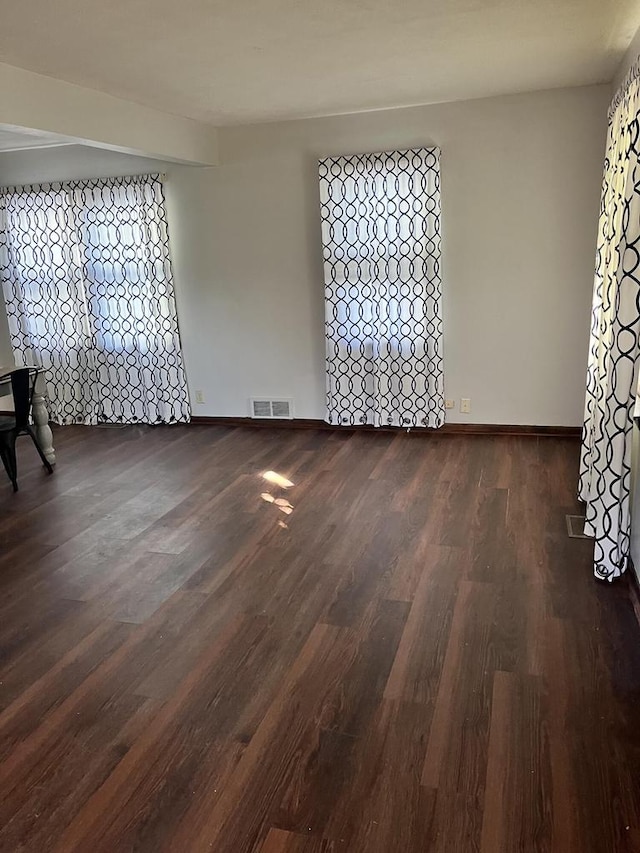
[0, 424, 639, 852]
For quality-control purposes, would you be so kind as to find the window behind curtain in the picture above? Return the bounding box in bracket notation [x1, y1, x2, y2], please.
[0, 174, 190, 425]
[318, 148, 444, 429]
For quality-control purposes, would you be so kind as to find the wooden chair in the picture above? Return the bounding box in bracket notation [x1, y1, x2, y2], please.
[0, 367, 54, 492]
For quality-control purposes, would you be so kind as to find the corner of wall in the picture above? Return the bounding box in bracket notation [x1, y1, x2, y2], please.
[613, 24, 640, 94]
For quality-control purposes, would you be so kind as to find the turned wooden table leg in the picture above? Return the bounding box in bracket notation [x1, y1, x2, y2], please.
[32, 375, 55, 466]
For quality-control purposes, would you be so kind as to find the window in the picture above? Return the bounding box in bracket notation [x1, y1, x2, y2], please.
[0, 174, 189, 425]
[318, 148, 444, 429]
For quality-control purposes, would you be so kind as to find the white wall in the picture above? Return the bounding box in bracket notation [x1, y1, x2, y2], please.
[171, 84, 609, 424]
[0, 84, 609, 425]
[0, 145, 173, 187]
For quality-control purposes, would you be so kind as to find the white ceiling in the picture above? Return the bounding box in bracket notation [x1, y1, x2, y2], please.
[0, 0, 639, 126]
[0, 126, 73, 153]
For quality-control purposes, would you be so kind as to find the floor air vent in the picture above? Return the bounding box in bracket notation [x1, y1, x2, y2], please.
[566, 515, 591, 539]
[250, 398, 293, 419]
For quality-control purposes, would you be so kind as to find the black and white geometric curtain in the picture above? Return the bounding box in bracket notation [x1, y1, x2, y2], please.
[579, 63, 640, 581]
[0, 174, 190, 425]
[319, 148, 444, 428]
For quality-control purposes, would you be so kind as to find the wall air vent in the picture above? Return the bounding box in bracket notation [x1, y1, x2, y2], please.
[250, 398, 294, 419]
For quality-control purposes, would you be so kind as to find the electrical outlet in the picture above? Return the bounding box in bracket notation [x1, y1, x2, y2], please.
[460, 398, 471, 414]
[445, 399, 455, 410]
[195, 390, 205, 404]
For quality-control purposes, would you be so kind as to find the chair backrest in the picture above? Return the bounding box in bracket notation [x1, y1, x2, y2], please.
[3, 367, 38, 431]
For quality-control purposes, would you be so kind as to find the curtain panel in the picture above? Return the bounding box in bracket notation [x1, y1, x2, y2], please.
[579, 63, 640, 581]
[0, 174, 190, 426]
[319, 148, 444, 429]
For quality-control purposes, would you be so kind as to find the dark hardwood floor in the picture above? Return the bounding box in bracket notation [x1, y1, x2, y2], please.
[0, 424, 639, 852]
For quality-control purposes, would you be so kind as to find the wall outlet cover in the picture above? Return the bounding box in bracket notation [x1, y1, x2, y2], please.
[460, 398, 471, 414]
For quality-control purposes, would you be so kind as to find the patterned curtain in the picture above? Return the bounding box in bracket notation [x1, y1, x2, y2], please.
[319, 148, 444, 428]
[579, 63, 640, 581]
[0, 174, 190, 425]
